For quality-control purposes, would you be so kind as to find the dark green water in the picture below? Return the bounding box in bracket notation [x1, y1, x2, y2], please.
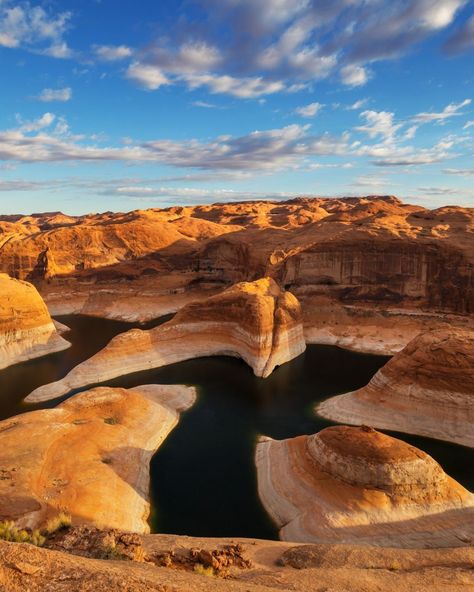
[0, 315, 472, 540]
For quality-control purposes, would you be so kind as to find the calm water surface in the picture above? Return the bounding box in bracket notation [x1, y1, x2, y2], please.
[0, 314, 472, 540]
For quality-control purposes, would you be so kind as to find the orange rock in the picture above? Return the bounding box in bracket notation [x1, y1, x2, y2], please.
[256, 426, 474, 547]
[26, 278, 306, 402]
[317, 328, 474, 446]
[0, 273, 70, 369]
[0, 384, 195, 532]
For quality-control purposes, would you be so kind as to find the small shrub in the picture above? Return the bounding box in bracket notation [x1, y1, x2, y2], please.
[0, 521, 45, 547]
[194, 563, 215, 577]
[103, 417, 119, 425]
[389, 560, 402, 571]
[44, 512, 72, 535]
[99, 543, 127, 561]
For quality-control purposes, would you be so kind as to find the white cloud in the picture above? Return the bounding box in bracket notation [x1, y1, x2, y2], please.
[0, 2, 72, 57]
[184, 73, 284, 98]
[93, 44, 132, 61]
[355, 110, 402, 140]
[17, 111, 55, 132]
[37, 87, 71, 102]
[117, 1, 469, 98]
[125, 62, 169, 90]
[463, 120, 474, 130]
[191, 100, 218, 109]
[295, 102, 323, 118]
[404, 125, 418, 140]
[0, 118, 349, 171]
[340, 64, 370, 87]
[443, 167, 474, 177]
[347, 98, 369, 110]
[412, 99, 471, 123]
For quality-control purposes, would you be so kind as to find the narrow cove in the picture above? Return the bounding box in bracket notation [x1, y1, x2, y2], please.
[0, 314, 472, 540]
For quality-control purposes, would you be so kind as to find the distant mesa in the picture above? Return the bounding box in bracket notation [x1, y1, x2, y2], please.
[256, 425, 474, 547]
[26, 277, 306, 402]
[0, 273, 70, 370]
[0, 384, 196, 533]
[317, 329, 474, 447]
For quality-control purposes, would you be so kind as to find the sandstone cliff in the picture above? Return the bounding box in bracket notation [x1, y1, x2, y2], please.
[256, 425, 474, 547]
[0, 384, 196, 532]
[0, 273, 70, 369]
[26, 278, 306, 402]
[1, 197, 472, 355]
[317, 329, 474, 446]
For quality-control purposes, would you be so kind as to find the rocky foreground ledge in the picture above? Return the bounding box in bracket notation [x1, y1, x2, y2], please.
[317, 328, 474, 447]
[26, 277, 306, 403]
[0, 273, 70, 370]
[256, 425, 474, 547]
[1, 531, 473, 592]
[0, 384, 195, 532]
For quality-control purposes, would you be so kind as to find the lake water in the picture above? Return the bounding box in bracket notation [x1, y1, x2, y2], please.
[0, 314, 472, 540]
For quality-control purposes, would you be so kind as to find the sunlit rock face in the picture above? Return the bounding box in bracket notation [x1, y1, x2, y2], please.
[1, 198, 472, 327]
[256, 425, 474, 548]
[0, 273, 70, 369]
[26, 277, 306, 403]
[0, 384, 196, 533]
[317, 329, 474, 447]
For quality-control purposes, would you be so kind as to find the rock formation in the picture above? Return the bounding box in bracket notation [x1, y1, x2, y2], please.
[0, 273, 70, 369]
[1, 197, 472, 352]
[0, 384, 196, 532]
[2, 534, 474, 592]
[26, 277, 306, 402]
[317, 329, 474, 446]
[256, 425, 474, 547]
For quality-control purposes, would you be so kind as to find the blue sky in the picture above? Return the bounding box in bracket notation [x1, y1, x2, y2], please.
[0, 0, 473, 214]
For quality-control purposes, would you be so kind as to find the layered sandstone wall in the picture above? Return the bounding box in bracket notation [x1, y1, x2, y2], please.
[317, 328, 474, 446]
[256, 426, 474, 547]
[26, 278, 306, 402]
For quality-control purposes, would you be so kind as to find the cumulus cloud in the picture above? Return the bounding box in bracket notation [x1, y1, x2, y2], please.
[444, 14, 474, 54]
[37, 87, 71, 102]
[126, 62, 169, 90]
[93, 44, 132, 61]
[184, 73, 284, 98]
[0, 1, 72, 57]
[355, 111, 402, 140]
[412, 99, 471, 123]
[295, 102, 323, 117]
[361, 140, 456, 166]
[340, 64, 370, 87]
[119, 1, 468, 97]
